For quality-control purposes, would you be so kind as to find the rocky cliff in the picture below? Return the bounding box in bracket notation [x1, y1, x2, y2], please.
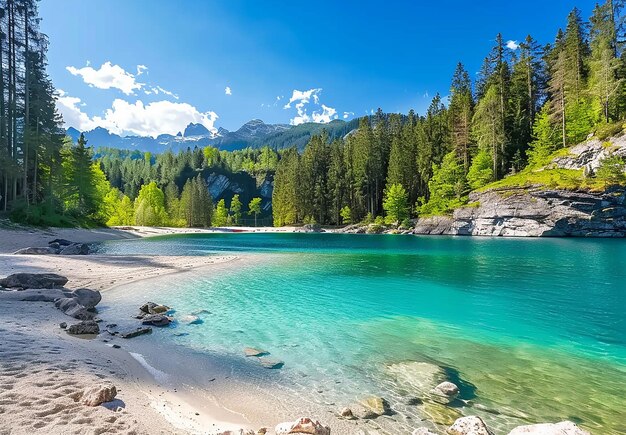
[414, 187, 626, 237]
[414, 136, 626, 238]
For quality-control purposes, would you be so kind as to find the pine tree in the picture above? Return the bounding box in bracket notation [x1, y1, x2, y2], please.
[229, 194, 242, 225]
[383, 183, 409, 226]
[248, 197, 262, 226]
[448, 63, 474, 171]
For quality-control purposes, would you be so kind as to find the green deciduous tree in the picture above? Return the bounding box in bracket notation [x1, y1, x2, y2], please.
[383, 183, 409, 225]
[248, 197, 262, 226]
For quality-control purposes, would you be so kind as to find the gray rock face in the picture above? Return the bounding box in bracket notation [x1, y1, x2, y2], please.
[81, 383, 117, 406]
[59, 243, 90, 255]
[448, 416, 494, 435]
[67, 320, 100, 335]
[0, 273, 68, 289]
[508, 421, 590, 435]
[415, 187, 626, 237]
[69, 288, 102, 309]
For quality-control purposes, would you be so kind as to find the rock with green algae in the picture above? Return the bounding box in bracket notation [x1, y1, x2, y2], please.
[420, 401, 462, 426]
[352, 396, 392, 419]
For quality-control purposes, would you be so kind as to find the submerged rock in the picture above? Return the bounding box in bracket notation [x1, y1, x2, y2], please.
[275, 417, 330, 435]
[507, 421, 590, 435]
[413, 428, 438, 435]
[81, 383, 117, 406]
[67, 320, 100, 335]
[121, 327, 152, 338]
[447, 416, 494, 435]
[0, 273, 68, 289]
[141, 314, 171, 326]
[352, 396, 392, 419]
[257, 357, 284, 369]
[180, 314, 203, 325]
[387, 361, 448, 397]
[431, 381, 460, 404]
[244, 347, 269, 357]
[421, 401, 462, 426]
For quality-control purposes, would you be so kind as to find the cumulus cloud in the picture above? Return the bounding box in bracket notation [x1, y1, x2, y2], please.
[148, 85, 179, 99]
[136, 65, 148, 75]
[283, 88, 338, 125]
[506, 40, 519, 50]
[343, 111, 354, 119]
[55, 92, 219, 138]
[225, 86, 232, 95]
[66, 61, 144, 95]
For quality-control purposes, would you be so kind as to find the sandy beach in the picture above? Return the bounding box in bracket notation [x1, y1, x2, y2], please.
[0, 225, 256, 434]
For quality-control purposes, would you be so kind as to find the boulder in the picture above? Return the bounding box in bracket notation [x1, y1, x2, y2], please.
[507, 421, 590, 435]
[352, 396, 392, 419]
[275, 417, 331, 435]
[13, 246, 58, 255]
[257, 357, 284, 369]
[67, 320, 100, 335]
[121, 327, 152, 338]
[151, 304, 169, 313]
[59, 243, 90, 255]
[431, 381, 460, 404]
[59, 322, 67, 329]
[339, 407, 354, 419]
[301, 223, 322, 233]
[81, 383, 117, 406]
[386, 361, 448, 397]
[0, 273, 68, 289]
[244, 347, 269, 357]
[69, 288, 102, 309]
[139, 302, 170, 314]
[447, 416, 494, 435]
[140, 302, 158, 313]
[54, 298, 94, 320]
[141, 314, 171, 326]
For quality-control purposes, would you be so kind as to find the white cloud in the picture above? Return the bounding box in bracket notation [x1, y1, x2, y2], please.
[343, 111, 354, 119]
[137, 65, 148, 75]
[56, 92, 219, 138]
[55, 91, 98, 132]
[506, 40, 519, 50]
[149, 85, 179, 100]
[225, 86, 232, 95]
[66, 61, 144, 95]
[283, 88, 337, 125]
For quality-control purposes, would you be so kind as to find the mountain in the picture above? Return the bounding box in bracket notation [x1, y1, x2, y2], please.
[67, 118, 358, 153]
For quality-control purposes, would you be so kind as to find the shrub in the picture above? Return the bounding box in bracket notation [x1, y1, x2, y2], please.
[595, 122, 625, 141]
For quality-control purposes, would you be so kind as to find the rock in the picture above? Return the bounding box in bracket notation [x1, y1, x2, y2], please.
[352, 396, 392, 419]
[141, 314, 171, 326]
[339, 407, 355, 419]
[507, 421, 591, 435]
[54, 297, 94, 320]
[387, 361, 448, 397]
[67, 320, 100, 335]
[69, 288, 102, 309]
[180, 314, 203, 324]
[421, 401, 462, 426]
[0, 273, 68, 289]
[121, 327, 152, 338]
[81, 383, 117, 406]
[151, 304, 169, 314]
[13, 246, 59, 255]
[431, 381, 460, 404]
[140, 302, 158, 313]
[447, 416, 494, 435]
[275, 417, 331, 435]
[406, 397, 423, 406]
[244, 347, 269, 357]
[257, 428, 268, 435]
[49, 238, 73, 246]
[59, 243, 90, 255]
[59, 322, 67, 329]
[301, 223, 322, 233]
[0, 288, 67, 302]
[413, 429, 438, 435]
[257, 357, 284, 369]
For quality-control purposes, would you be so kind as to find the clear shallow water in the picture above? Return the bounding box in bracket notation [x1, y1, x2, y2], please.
[99, 234, 626, 434]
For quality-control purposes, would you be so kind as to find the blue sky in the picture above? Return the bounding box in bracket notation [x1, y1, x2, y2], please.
[40, 0, 593, 137]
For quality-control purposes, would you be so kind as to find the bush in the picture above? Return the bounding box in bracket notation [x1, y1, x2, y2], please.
[374, 215, 385, 225]
[10, 200, 80, 227]
[366, 223, 383, 234]
[399, 218, 412, 230]
[595, 122, 625, 141]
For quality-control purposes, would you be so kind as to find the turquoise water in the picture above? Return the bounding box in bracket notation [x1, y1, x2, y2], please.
[99, 234, 626, 434]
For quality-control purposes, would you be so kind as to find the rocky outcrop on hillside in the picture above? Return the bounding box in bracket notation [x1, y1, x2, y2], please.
[414, 187, 626, 237]
[414, 135, 626, 238]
